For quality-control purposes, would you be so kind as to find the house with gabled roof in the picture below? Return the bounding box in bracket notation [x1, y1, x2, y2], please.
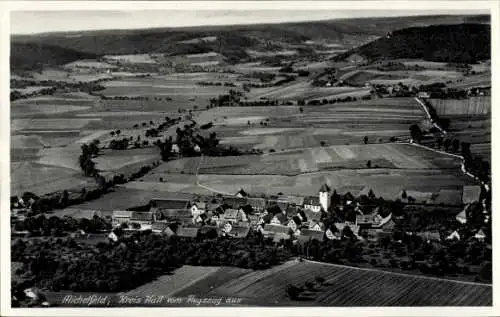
[223, 197, 248, 209]
[221, 208, 247, 224]
[266, 200, 289, 212]
[309, 221, 325, 231]
[262, 224, 291, 239]
[226, 225, 250, 239]
[372, 213, 394, 230]
[161, 209, 193, 224]
[112, 210, 133, 227]
[270, 212, 288, 225]
[189, 201, 206, 216]
[285, 205, 299, 218]
[303, 196, 322, 213]
[247, 214, 262, 229]
[247, 197, 266, 212]
[446, 230, 460, 241]
[151, 223, 175, 236]
[130, 211, 154, 230]
[298, 229, 325, 243]
[176, 226, 200, 239]
[235, 189, 248, 198]
[278, 195, 304, 206]
[456, 206, 468, 224]
[287, 216, 302, 232]
[334, 222, 360, 236]
[474, 229, 486, 241]
[304, 208, 322, 223]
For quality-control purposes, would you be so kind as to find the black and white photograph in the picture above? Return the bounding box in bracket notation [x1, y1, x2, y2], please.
[1, 0, 496, 315]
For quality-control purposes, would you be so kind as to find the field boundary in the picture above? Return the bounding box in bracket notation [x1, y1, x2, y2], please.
[302, 259, 492, 287]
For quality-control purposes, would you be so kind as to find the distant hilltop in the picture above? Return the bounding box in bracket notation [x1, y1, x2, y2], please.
[10, 14, 489, 71]
[333, 23, 491, 64]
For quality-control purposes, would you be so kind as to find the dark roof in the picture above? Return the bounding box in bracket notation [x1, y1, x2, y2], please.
[286, 205, 299, 217]
[303, 196, 320, 206]
[176, 227, 199, 238]
[262, 213, 274, 224]
[273, 213, 288, 224]
[319, 184, 331, 192]
[205, 202, 220, 211]
[247, 197, 266, 209]
[291, 216, 303, 226]
[304, 209, 322, 222]
[267, 200, 289, 211]
[130, 211, 153, 222]
[263, 224, 291, 234]
[161, 209, 192, 219]
[298, 229, 325, 242]
[223, 197, 248, 208]
[236, 189, 248, 197]
[278, 195, 304, 206]
[151, 223, 175, 235]
[199, 226, 221, 237]
[227, 226, 250, 238]
[222, 209, 240, 220]
[151, 199, 190, 210]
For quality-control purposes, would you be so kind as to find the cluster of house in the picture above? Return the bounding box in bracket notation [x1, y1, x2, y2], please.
[109, 184, 398, 244]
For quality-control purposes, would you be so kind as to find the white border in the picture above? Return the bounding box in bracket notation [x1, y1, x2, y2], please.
[1, 1, 497, 316]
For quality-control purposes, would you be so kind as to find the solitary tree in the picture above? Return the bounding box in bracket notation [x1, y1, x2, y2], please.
[363, 136, 369, 144]
[366, 160, 372, 168]
[409, 124, 422, 143]
[443, 138, 451, 151]
[286, 285, 302, 300]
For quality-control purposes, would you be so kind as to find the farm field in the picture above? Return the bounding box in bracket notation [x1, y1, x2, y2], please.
[100, 73, 236, 98]
[172, 260, 492, 306]
[66, 187, 194, 213]
[246, 80, 371, 101]
[94, 147, 161, 172]
[120, 266, 221, 297]
[11, 162, 92, 196]
[128, 161, 471, 200]
[429, 97, 490, 116]
[194, 168, 471, 198]
[446, 115, 491, 159]
[156, 143, 462, 176]
[200, 98, 426, 150]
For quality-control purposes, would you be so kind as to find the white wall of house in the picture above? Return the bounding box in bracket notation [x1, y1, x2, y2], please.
[304, 204, 321, 212]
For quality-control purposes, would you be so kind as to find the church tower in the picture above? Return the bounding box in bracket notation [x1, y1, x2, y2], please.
[319, 183, 331, 211]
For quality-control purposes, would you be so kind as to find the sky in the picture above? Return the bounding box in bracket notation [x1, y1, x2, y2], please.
[10, 8, 490, 35]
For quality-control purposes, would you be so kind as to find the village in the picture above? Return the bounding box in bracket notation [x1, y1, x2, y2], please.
[11, 179, 489, 248]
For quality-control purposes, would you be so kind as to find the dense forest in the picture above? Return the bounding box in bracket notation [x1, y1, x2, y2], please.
[10, 43, 98, 71]
[334, 23, 490, 64]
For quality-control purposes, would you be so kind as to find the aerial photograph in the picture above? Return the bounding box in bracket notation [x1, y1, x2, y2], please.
[8, 7, 492, 308]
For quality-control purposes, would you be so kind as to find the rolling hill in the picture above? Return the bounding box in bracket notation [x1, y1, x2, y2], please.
[11, 14, 490, 71]
[334, 23, 491, 64]
[10, 42, 99, 71]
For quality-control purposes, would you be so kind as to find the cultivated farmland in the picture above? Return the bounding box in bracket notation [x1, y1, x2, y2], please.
[429, 96, 490, 116]
[172, 260, 492, 306]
